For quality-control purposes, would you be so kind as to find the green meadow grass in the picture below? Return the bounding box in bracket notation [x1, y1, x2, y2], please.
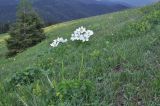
[0, 3, 160, 106]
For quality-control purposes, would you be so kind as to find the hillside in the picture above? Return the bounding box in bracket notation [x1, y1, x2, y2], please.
[108, 0, 159, 7]
[0, 2, 160, 105]
[0, 0, 128, 24]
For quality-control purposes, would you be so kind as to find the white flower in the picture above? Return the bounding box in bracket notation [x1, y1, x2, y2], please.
[86, 30, 94, 35]
[50, 37, 68, 48]
[71, 26, 94, 42]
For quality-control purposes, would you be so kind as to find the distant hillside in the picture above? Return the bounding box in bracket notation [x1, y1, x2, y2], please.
[109, 0, 159, 7]
[0, 0, 129, 24]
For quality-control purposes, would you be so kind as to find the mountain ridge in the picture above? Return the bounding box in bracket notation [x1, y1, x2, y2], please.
[0, 0, 129, 24]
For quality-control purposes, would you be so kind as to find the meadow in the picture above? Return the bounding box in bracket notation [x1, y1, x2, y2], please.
[0, 2, 160, 106]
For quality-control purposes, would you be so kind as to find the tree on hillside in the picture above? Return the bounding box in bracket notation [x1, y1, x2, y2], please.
[6, 0, 46, 57]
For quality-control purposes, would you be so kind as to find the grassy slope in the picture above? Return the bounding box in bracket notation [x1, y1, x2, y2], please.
[0, 9, 141, 78]
[0, 4, 160, 105]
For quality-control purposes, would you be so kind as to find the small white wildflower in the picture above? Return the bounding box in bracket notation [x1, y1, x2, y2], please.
[70, 26, 94, 42]
[50, 37, 68, 48]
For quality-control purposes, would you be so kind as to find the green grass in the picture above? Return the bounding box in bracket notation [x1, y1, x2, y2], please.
[0, 3, 160, 106]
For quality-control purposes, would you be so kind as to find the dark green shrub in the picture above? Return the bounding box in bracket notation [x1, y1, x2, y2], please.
[9, 68, 43, 86]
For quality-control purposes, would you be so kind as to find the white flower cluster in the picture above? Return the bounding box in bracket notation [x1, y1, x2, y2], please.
[50, 37, 68, 48]
[50, 26, 94, 48]
[71, 26, 94, 42]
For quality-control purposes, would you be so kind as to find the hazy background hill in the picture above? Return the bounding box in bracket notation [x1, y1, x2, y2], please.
[0, 0, 129, 24]
[109, 0, 159, 7]
[0, 0, 159, 25]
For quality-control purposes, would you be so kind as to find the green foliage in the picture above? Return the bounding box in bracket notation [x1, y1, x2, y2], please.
[9, 67, 43, 86]
[140, 2, 160, 14]
[8, 67, 94, 105]
[6, 0, 46, 57]
[144, 10, 160, 25]
[116, 4, 160, 41]
[130, 20, 151, 32]
[36, 56, 55, 70]
[46, 79, 94, 105]
[56, 80, 94, 101]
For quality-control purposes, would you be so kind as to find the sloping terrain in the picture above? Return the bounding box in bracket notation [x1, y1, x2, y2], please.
[0, 2, 160, 105]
